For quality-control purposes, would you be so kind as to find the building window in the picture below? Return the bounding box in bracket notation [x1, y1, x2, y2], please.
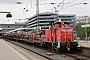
[8, 26, 10, 28]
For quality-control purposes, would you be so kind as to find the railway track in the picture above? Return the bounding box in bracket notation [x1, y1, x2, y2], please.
[4, 39, 90, 60]
[61, 53, 90, 60]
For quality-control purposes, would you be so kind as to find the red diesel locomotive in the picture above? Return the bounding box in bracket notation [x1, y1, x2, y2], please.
[3, 21, 78, 51]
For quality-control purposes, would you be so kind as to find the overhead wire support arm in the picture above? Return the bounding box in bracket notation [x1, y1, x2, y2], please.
[0, 11, 11, 13]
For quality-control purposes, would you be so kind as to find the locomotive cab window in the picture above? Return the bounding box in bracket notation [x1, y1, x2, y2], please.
[64, 24, 68, 27]
[55, 24, 60, 28]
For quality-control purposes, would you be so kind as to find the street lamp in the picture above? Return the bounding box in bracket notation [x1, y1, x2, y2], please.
[0, 11, 12, 18]
[82, 2, 88, 5]
[6, 13, 12, 18]
[16, 2, 22, 4]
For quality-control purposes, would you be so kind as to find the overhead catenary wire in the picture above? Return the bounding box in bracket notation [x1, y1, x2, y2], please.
[50, 0, 87, 12]
[27, 0, 43, 11]
[60, 0, 66, 11]
[4, 0, 33, 15]
[16, 0, 43, 19]
[3, 0, 87, 23]
[0, 20, 9, 24]
[8, 0, 43, 23]
[56, 0, 67, 9]
[59, 0, 77, 10]
[59, 0, 87, 11]
[50, 0, 71, 12]
[4, 0, 23, 10]
[3, 0, 36, 21]
[4, 0, 29, 16]
[59, 0, 76, 9]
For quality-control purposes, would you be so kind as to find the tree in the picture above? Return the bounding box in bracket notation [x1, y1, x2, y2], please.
[76, 22, 85, 40]
[87, 21, 90, 40]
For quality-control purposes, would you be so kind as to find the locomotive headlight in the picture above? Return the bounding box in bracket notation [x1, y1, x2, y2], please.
[68, 36, 71, 41]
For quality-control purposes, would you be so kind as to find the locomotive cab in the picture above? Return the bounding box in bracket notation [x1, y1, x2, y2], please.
[50, 20, 78, 51]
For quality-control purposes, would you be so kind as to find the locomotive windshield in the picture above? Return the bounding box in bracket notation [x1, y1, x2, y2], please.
[55, 24, 60, 28]
[64, 24, 68, 27]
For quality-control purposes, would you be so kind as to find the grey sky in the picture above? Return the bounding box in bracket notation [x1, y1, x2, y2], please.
[0, 0, 89, 24]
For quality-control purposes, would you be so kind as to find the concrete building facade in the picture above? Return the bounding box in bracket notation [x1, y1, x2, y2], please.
[76, 16, 90, 24]
[27, 12, 76, 33]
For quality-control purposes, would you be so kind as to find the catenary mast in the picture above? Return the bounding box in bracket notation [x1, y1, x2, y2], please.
[36, 0, 39, 31]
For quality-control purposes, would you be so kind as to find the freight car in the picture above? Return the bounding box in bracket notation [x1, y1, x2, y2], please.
[3, 20, 78, 51]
